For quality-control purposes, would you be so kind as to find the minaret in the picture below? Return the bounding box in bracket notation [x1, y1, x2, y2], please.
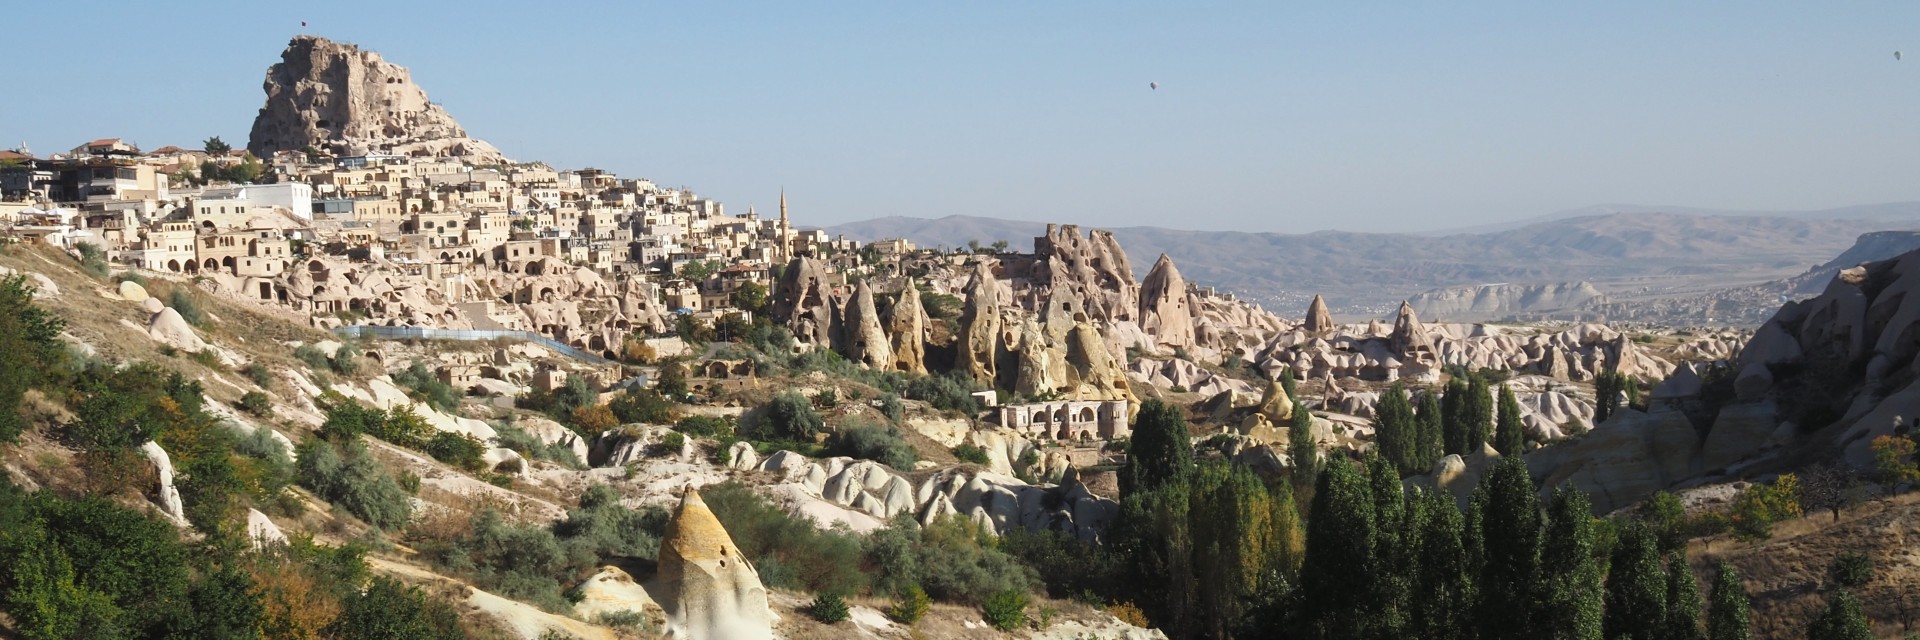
[777, 189, 791, 261]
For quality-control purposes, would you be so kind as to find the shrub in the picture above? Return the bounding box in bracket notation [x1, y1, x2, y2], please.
[916, 516, 1036, 604]
[1730, 474, 1803, 541]
[741, 392, 824, 442]
[391, 361, 460, 412]
[675, 414, 734, 438]
[1109, 601, 1152, 627]
[167, 289, 207, 327]
[659, 431, 686, 455]
[423, 431, 486, 471]
[77, 242, 110, 277]
[293, 345, 330, 371]
[594, 609, 653, 631]
[295, 438, 413, 530]
[879, 394, 905, 421]
[239, 391, 273, 416]
[570, 405, 619, 435]
[241, 363, 274, 389]
[953, 444, 991, 466]
[188, 348, 225, 370]
[983, 589, 1030, 631]
[608, 388, 674, 425]
[807, 592, 850, 624]
[828, 419, 919, 470]
[428, 509, 573, 611]
[555, 484, 668, 563]
[493, 424, 584, 468]
[330, 342, 360, 375]
[1831, 551, 1873, 587]
[904, 372, 982, 414]
[1871, 435, 1919, 483]
[327, 576, 464, 640]
[889, 584, 931, 624]
[700, 481, 866, 595]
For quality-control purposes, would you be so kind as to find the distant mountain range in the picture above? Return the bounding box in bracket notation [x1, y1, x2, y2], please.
[824, 206, 1920, 319]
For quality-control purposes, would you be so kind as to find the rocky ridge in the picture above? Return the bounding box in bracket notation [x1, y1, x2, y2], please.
[247, 36, 506, 162]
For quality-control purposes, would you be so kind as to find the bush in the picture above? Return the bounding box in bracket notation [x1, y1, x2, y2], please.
[391, 361, 460, 412]
[1871, 435, 1920, 483]
[905, 372, 982, 414]
[1730, 474, 1803, 541]
[330, 342, 360, 375]
[1831, 551, 1873, 587]
[879, 394, 905, 421]
[807, 592, 850, 624]
[295, 438, 413, 530]
[555, 484, 668, 563]
[293, 344, 330, 371]
[570, 405, 619, 435]
[983, 589, 1030, 631]
[889, 584, 931, 624]
[828, 419, 919, 470]
[493, 424, 584, 468]
[659, 431, 686, 455]
[675, 415, 734, 438]
[241, 363, 274, 389]
[168, 289, 207, 327]
[700, 481, 866, 595]
[239, 391, 273, 416]
[953, 444, 991, 466]
[429, 509, 574, 611]
[328, 576, 464, 640]
[423, 431, 486, 471]
[608, 387, 674, 425]
[594, 609, 653, 631]
[77, 242, 110, 277]
[741, 392, 824, 442]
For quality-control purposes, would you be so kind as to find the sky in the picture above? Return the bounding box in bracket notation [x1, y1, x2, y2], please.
[7, 1, 1920, 233]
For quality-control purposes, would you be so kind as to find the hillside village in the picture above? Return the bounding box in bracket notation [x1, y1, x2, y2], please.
[2, 34, 1919, 640]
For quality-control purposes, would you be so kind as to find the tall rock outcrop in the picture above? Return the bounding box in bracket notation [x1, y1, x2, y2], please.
[1065, 323, 1138, 407]
[771, 257, 837, 347]
[1304, 294, 1334, 335]
[1139, 254, 1196, 349]
[656, 489, 773, 640]
[247, 36, 506, 162]
[1032, 225, 1139, 324]
[956, 262, 1002, 384]
[886, 285, 929, 374]
[1389, 301, 1436, 364]
[842, 281, 893, 370]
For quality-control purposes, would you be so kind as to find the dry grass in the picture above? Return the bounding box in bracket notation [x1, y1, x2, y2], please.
[1691, 489, 1920, 639]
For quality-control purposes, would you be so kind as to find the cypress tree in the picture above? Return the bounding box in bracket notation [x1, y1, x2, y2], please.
[1280, 366, 1298, 400]
[1537, 485, 1603, 640]
[1443, 378, 1473, 455]
[1467, 375, 1494, 454]
[1663, 553, 1705, 640]
[1706, 562, 1750, 640]
[1374, 386, 1420, 476]
[1495, 384, 1527, 456]
[1476, 457, 1543, 640]
[1412, 487, 1473, 640]
[1111, 483, 1193, 634]
[1189, 463, 1282, 638]
[1415, 391, 1445, 471]
[1603, 523, 1668, 640]
[1805, 590, 1873, 640]
[1123, 399, 1192, 495]
[1289, 400, 1318, 491]
[1296, 459, 1377, 639]
[1367, 453, 1410, 637]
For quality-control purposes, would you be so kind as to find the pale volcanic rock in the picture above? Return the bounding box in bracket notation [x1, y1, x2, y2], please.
[1254, 379, 1295, 424]
[771, 257, 838, 347]
[1138, 254, 1196, 349]
[1528, 409, 1701, 514]
[956, 261, 1003, 384]
[886, 284, 930, 374]
[247, 36, 505, 162]
[148, 307, 208, 353]
[1389, 301, 1438, 365]
[1031, 224, 1140, 324]
[117, 280, 149, 302]
[246, 509, 288, 549]
[841, 280, 893, 370]
[1065, 322, 1138, 405]
[656, 489, 773, 640]
[572, 566, 664, 626]
[139, 441, 189, 526]
[1303, 294, 1334, 334]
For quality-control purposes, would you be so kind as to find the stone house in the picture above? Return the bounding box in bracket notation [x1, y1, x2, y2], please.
[996, 399, 1131, 442]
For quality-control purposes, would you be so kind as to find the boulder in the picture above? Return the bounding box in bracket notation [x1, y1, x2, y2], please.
[147, 307, 208, 353]
[118, 280, 148, 302]
[571, 566, 663, 626]
[246, 509, 287, 548]
[138, 441, 188, 526]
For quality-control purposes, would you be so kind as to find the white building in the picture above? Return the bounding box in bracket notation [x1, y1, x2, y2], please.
[246, 183, 315, 221]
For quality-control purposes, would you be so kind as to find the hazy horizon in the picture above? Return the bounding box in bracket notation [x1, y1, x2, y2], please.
[8, 2, 1920, 233]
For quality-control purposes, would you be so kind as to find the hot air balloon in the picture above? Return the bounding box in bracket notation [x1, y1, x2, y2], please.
[1897, 51, 1903, 61]
[1149, 82, 1158, 90]
[301, 20, 307, 27]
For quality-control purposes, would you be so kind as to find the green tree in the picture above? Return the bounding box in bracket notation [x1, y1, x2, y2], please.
[742, 391, 823, 442]
[1415, 391, 1445, 472]
[327, 576, 464, 640]
[1477, 457, 1543, 640]
[1536, 485, 1603, 640]
[1122, 400, 1193, 494]
[1279, 367, 1298, 399]
[1664, 553, 1705, 640]
[1296, 459, 1377, 639]
[1374, 387, 1421, 476]
[1804, 590, 1873, 640]
[1411, 487, 1473, 640]
[1707, 562, 1751, 640]
[1603, 523, 1668, 640]
[1288, 400, 1318, 490]
[1466, 375, 1494, 454]
[202, 136, 231, 155]
[0, 275, 67, 442]
[729, 280, 769, 313]
[1367, 453, 1411, 637]
[1495, 384, 1527, 455]
[1190, 463, 1286, 637]
[1443, 378, 1474, 455]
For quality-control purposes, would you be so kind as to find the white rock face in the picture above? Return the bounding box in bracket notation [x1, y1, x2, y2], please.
[117, 280, 149, 302]
[138, 441, 189, 526]
[571, 565, 661, 624]
[246, 509, 287, 548]
[656, 489, 773, 640]
[147, 307, 208, 353]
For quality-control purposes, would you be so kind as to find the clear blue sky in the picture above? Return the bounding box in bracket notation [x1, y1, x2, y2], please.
[7, 1, 1920, 232]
